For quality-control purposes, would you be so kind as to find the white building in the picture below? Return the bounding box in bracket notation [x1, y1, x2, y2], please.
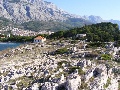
[7, 34, 11, 37]
[76, 34, 86, 38]
[34, 36, 46, 43]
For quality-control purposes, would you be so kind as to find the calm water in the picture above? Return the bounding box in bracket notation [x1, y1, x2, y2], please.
[0, 42, 22, 51]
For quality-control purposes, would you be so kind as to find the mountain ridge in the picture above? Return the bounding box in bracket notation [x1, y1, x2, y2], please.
[0, 0, 82, 23]
[0, 0, 120, 31]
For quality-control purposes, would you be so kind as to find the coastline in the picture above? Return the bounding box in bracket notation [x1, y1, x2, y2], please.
[0, 42, 23, 51]
[0, 40, 119, 90]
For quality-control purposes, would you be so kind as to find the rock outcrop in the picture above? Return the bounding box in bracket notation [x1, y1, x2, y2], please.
[0, 0, 81, 23]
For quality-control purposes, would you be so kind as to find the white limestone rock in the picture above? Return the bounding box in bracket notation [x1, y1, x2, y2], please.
[66, 74, 81, 90]
[0, 0, 80, 23]
[31, 83, 39, 90]
[41, 82, 58, 90]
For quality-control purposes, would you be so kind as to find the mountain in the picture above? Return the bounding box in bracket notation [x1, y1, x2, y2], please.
[0, 0, 92, 31]
[0, 0, 83, 23]
[82, 15, 104, 23]
[0, 0, 93, 31]
[109, 19, 120, 28]
[0, 0, 120, 31]
[83, 15, 120, 28]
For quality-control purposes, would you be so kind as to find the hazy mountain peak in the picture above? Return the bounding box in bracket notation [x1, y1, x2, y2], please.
[82, 15, 103, 23]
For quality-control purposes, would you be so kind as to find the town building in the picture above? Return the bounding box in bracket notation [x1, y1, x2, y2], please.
[34, 36, 46, 43]
[76, 34, 86, 38]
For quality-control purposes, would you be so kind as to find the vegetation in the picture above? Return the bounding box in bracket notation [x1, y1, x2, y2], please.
[16, 76, 34, 89]
[0, 17, 12, 29]
[57, 61, 84, 75]
[114, 40, 120, 47]
[0, 35, 35, 42]
[88, 42, 106, 48]
[22, 20, 73, 32]
[103, 78, 111, 88]
[57, 61, 70, 68]
[70, 40, 79, 44]
[58, 61, 69, 66]
[55, 47, 69, 54]
[101, 54, 112, 60]
[0, 33, 49, 42]
[68, 66, 84, 75]
[0, 17, 22, 30]
[21, 18, 91, 32]
[0, 17, 91, 32]
[49, 22, 120, 42]
[79, 81, 89, 90]
[89, 77, 94, 82]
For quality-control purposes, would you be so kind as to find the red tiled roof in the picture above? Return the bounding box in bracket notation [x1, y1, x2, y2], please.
[34, 36, 45, 40]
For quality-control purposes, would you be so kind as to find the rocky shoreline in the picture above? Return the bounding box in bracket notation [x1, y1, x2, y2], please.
[0, 41, 120, 90]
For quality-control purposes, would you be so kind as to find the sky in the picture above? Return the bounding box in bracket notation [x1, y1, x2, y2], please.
[45, 0, 120, 20]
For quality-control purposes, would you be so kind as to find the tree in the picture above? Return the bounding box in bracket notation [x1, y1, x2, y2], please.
[49, 22, 120, 42]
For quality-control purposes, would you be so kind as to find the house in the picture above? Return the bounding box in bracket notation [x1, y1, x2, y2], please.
[76, 34, 86, 38]
[7, 34, 11, 37]
[0, 36, 5, 39]
[34, 36, 46, 43]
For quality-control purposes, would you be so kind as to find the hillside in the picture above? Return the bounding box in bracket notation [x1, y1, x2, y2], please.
[49, 22, 120, 42]
[0, 17, 12, 29]
[22, 18, 92, 31]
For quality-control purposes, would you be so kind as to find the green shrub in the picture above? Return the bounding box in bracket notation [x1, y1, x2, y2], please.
[79, 81, 88, 89]
[101, 54, 112, 60]
[89, 77, 94, 82]
[57, 61, 70, 69]
[103, 78, 111, 88]
[68, 66, 84, 75]
[55, 48, 68, 54]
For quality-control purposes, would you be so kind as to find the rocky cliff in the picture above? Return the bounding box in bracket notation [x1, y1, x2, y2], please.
[0, 0, 82, 23]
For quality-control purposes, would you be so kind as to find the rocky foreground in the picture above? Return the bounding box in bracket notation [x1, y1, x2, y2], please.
[0, 41, 120, 90]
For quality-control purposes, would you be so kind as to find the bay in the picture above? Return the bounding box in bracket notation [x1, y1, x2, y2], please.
[0, 42, 22, 51]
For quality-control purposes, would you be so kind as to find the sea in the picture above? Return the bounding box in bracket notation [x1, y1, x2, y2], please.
[0, 42, 22, 51]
